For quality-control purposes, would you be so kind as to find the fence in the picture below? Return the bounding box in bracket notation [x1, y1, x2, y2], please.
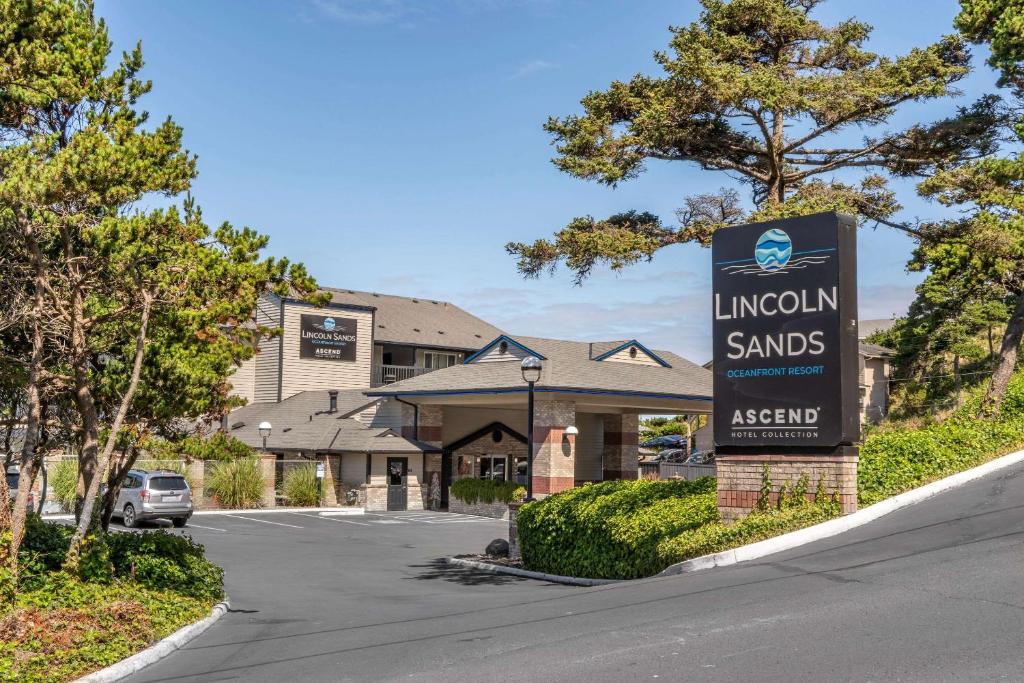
[639, 462, 716, 481]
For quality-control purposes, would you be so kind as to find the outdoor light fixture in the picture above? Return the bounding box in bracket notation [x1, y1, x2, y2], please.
[258, 421, 272, 451]
[564, 425, 579, 437]
[521, 355, 542, 383]
[521, 356, 543, 500]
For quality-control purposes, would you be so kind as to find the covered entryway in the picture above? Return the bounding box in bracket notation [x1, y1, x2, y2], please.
[386, 457, 408, 510]
[441, 422, 528, 508]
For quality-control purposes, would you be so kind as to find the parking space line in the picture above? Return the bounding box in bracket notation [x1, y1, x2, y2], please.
[283, 511, 371, 526]
[186, 523, 227, 532]
[222, 514, 303, 528]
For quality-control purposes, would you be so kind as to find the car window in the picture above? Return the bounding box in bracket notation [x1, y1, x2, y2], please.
[148, 476, 187, 491]
[5, 474, 17, 490]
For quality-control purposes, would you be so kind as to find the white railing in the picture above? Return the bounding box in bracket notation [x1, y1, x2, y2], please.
[372, 364, 432, 387]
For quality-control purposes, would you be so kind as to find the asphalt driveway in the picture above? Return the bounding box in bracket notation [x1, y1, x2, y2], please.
[125, 465, 1024, 682]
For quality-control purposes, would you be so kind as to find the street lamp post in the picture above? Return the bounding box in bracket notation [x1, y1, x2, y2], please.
[521, 356, 542, 501]
[258, 421, 272, 452]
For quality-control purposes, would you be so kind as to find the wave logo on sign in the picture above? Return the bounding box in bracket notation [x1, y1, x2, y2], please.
[723, 228, 831, 277]
[322, 317, 336, 332]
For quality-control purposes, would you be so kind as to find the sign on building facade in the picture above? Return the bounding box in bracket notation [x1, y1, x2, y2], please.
[711, 212, 859, 449]
[299, 314, 358, 361]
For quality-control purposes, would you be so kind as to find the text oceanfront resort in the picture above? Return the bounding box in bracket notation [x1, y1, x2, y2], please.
[221, 287, 894, 513]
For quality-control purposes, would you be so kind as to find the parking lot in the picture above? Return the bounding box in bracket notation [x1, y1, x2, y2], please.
[116, 508, 576, 683]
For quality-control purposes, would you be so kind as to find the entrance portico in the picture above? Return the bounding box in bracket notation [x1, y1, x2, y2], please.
[367, 335, 713, 498]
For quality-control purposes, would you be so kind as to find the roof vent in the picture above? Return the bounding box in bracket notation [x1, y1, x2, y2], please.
[498, 340, 508, 354]
[378, 324, 385, 328]
[629, 346, 638, 358]
[283, 427, 292, 433]
[412, 299, 419, 303]
[474, 334, 482, 338]
[328, 389, 338, 413]
[413, 327, 421, 332]
[230, 421, 245, 430]
[438, 330, 445, 335]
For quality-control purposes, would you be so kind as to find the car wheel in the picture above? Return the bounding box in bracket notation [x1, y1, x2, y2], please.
[172, 517, 187, 528]
[122, 504, 137, 528]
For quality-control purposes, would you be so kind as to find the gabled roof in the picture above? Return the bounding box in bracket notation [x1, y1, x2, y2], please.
[859, 318, 896, 340]
[367, 335, 712, 401]
[590, 340, 671, 367]
[859, 342, 896, 358]
[320, 288, 502, 351]
[464, 335, 547, 363]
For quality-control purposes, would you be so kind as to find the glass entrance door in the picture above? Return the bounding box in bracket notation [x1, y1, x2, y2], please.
[386, 457, 408, 511]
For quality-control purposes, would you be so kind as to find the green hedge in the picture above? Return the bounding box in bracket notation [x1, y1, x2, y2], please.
[516, 478, 717, 579]
[858, 372, 1024, 505]
[206, 457, 265, 508]
[450, 478, 526, 505]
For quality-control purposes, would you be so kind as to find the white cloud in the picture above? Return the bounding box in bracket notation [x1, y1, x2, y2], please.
[308, 0, 421, 25]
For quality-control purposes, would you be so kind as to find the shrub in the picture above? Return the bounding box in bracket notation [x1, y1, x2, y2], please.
[206, 457, 264, 508]
[106, 531, 224, 600]
[517, 478, 717, 579]
[858, 372, 1024, 505]
[49, 459, 78, 512]
[281, 464, 320, 507]
[450, 478, 526, 505]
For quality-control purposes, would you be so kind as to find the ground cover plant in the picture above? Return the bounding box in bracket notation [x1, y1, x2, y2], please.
[1, 516, 223, 683]
[858, 371, 1024, 504]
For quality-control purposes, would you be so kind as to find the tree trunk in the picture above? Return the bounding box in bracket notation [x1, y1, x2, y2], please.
[100, 443, 139, 531]
[66, 292, 153, 566]
[982, 297, 1024, 414]
[953, 353, 963, 408]
[5, 218, 48, 595]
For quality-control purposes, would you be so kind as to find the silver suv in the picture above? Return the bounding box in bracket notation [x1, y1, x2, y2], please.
[113, 469, 193, 528]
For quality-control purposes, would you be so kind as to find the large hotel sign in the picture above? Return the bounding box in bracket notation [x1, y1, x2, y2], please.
[712, 212, 859, 449]
[299, 314, 358, 361]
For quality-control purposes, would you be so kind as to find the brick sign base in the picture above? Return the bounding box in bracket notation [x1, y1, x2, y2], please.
[715, 449, 858, 523]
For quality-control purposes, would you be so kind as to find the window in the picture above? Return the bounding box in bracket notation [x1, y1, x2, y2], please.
[479, 456, 507, 481]
[424, 351, 458, 370]
[149, 476, 188, 491]
[514, 456, 528, 486]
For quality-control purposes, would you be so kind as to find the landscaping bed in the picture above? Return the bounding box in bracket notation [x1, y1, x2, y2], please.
[1, 517, 223, 683]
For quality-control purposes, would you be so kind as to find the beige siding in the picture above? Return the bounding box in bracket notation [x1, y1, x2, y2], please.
[228, 356, 256, 404]
[341, 452, 367, 487]
[360, 398, 405, 431]
[442, 406, 528, 443]
[574, 412, 605, 481]
[279, 301, 374, 399]
[471, 341, 529, 363]
[601, 344, 662, 367]
[254, 296, 283, 403]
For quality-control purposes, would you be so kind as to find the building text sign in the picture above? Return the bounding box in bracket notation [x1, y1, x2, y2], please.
[299, 314, 358, 362]
[712, 212, 859, 449]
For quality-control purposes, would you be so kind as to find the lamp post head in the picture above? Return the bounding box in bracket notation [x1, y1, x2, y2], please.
[258, 421, 272, 439]
[521, 356, 542, 384]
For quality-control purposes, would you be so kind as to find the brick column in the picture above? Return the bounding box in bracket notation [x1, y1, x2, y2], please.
[602, 414, 639, 481]
[185, 460, 207, 509]
[533, 399, 576, 495]
[715, 449, 858, 523]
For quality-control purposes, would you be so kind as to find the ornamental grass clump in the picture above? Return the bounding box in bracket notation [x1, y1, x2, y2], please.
[206, 457, 265, 509]
[49, 460, 78, 513]
[282, 464, 320, 507]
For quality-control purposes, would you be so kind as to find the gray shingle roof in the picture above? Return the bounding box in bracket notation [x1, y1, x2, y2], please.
[367, 336, 713, 400]
[321, 288, 502, 351]
[226, 389, 435, 453]
[859, 342, 896, 358]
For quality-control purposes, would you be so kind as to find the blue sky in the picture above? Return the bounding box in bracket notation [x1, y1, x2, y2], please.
[97, 0, 1002, 363]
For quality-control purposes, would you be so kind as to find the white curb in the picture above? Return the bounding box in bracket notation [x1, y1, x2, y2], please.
[43, 506, 365, 521]
[446, 557, 618, 586]
[657, 447, 1024, 576]
[73, 597, 230, 683]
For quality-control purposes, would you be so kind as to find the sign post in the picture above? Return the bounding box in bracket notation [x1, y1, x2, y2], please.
[711, 212, 859, 520]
